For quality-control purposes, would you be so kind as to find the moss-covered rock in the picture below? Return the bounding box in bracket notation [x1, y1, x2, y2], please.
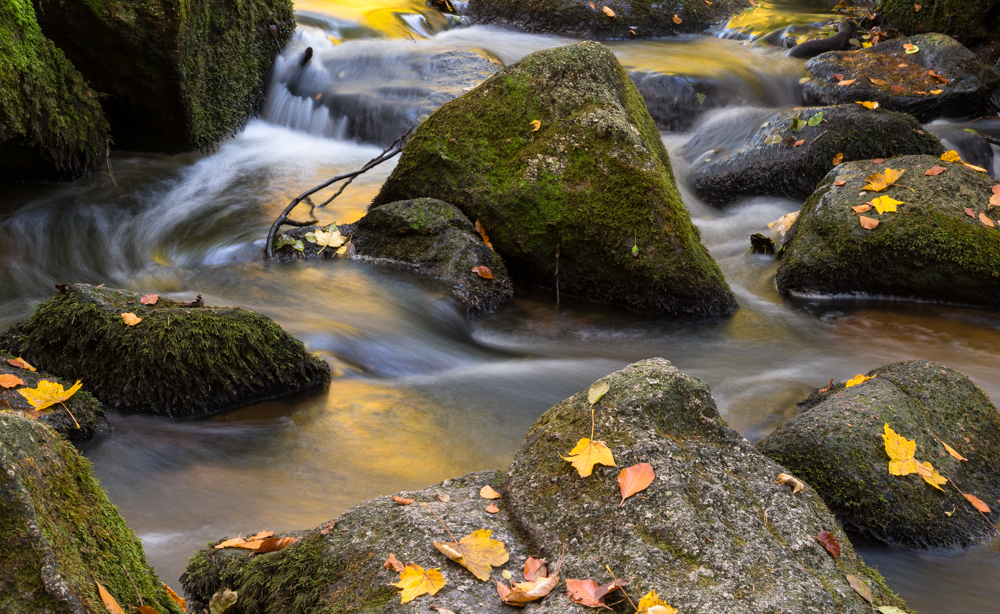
[373, 42, 737, 316]
[686, 105, 944, 207]
[878, 0, 1000, 46]
[0, 0, 109, 182]
[0, 351, 106, 443]
[181, 359, 910, 613]
[0, 284, 329, 417]
[31, 0, 295, 153]
[758, 360, 1000, 548]
[0, 413, 184, 613]
[775, 154, 1000, 307]
[803, 33, 1000, 122]
[467, 0, 751, 40]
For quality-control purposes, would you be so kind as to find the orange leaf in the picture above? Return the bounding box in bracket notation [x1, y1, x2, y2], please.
[523, 556, 548, 582]
[566, 578, 626, 607]
[385, 553, 406, 572]
[853, 204, 873, 213]
[140, 293, 159, 305]
[833, 73, 845, 81]
[965, 207, 977, 218]
[163, 582, 187, 610]
[121, 312, 142, 326]
[471, 266, 494, 279]
[964, 493, 991, 513]
[991, 185, 1000, 207]
[793, 139, 805, 147]
[392, 496, 414, 505]
[0, 374, 25, 388]
[672, 14, 682, 23]
[914, 2, 921, 10]
[485, 503, 499, 513]
[925, 166, 946, 176]
[872, 158, 884, 164]
[815, 531, 841, 558]
[137, 607, 159, 614]
[834, 180, 846, 186]
[980, 212, 995, 228]
[859, 215, 879, 229]
[480, 485, 501, 499]
[837, 79, 856, 86]
[618, 462, 655, 505]
[869, 78, 889, 86]
[7, 357, 35, 371]
[602, 5, 615, 17]
[832, 153, 844, 166]
[940, 440, 967, 461]
[253, 536, 298, 554]
[964, 162, 988, 173]
[496, 575, 559, 606]
[95, 580, 125, 614]
[929, 69, 950, 84]
[474, 220, 493, 250]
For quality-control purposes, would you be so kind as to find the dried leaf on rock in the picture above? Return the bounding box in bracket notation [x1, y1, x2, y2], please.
[485, 503, 500, 513]
[588, 381, 610, 405]
[210, 588, 238, 614]
[95, 581, 125, 614]
[431, 607, 457, 614]
[845, 373, 873, 387]
[846, 574, 873, 603]
[480, 485, 501, 499]
[436, 493, 451, 503]
[121, 312, 142, 326]
[602, 5, 615, 17]
[529, 120, 541, 132]
[863, 168, 904, 192]
[930, 88, 943, 95]
[965, 163, 988, 173]
[773, 473, 806, 493]
[523, 556, 548, 582]
[385, 553, 406, 572]
[965, 207, 977, 218]
[138, 606, 160, 614]
[832, 152, 844, 165]
[314, 227, 347, 252]
[672, 14, 682, 23]
[980, 212, 995, 228]
[618, 462, 655, 505]
[475, 220, 493, 249]
[837, 78, 856, 86]
[793, 139, 805, 147]
[392, 495, 414, 505]
[856, 100, 879, 109]
[940, 440, 967, 461]
[815, 531, 841, 558]
[253, 536, 298, 554]
[915, 460, 947, 491]
[7, 357, 35, 371]
[859, 216, 880, 230]
[853, 204, 873, 213]
[140, 293, 159, 305]
[565, 578, 626, 607]
[471, 266, 494, 279]
[928, 69, 950, 84]
[163, 583, 187, 610]
[560, 438, 617, 477]
[496, 574, 559, 606]
[883, 423, 920, 476]
[964, 493, 991, 513]
[869, 78, 889, 86]
[903, 43, 919, 54]
[637, 589, 678, 614]
[925, 166, 947, 176]
[872, 196, 903, 214]
[878, 607, 908, 614]
[0, 374, 25, 388]
[941, 150, 963, 163]
[392, 563, 446, 604]
[433, 528, 509, 581]
[991, 185, 1000, 208]
[872, 158, 884, 164]
[18, 379, 82, 411]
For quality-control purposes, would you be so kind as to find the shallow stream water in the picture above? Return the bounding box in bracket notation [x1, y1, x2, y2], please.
[3, 0, 1000, 610]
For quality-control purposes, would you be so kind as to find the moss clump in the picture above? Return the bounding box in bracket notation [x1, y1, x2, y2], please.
[879, 0, 1000, 45]
[373, 42, 736, 317]
[0, 414, 183, 613]
[776, 154, 1000, 307]
[0, 284, 329, 417]
[32, 0, 295, 153]
[758, 360, 1000, 548]
[0, 0, 109, 182]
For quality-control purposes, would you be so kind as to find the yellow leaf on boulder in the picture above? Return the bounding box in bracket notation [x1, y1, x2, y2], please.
[941, 150, 963, 163]
[863, 168, 905, 192]
[121, 312, 142, 326]
[872, 196, 903, 214]
[529, 120, 541, 132]
[588, 380, 610, 405]
[433, 529, 509, 581]
[18, 379, 82, 411]
[883, 423, 920, 476]
[856, 100, 880, 109]
[391, 563, 446, 603]
[915, 460, 947, 491]
[560, 438, 617, 477]
[845, 373, 874, 387]
[637, 589, 678, 614]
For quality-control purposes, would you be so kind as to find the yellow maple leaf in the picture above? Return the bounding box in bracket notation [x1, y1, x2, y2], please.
[856, 100, 879, 110]
[314, 227, 347, 253]
[871, 196, 903, 214]
[391, 563, 446, 603]
[863, 168, 905, 192]
[845, 373, 874, 388]
[637, 590, 678, 614]
[915, 460, 947, 491]
[941, 150, 963, 163]
[883, 423, 921, 476]
[433, 529, 509, 581]
[560, 438, 617, 477]
[18, 380, 82, 411]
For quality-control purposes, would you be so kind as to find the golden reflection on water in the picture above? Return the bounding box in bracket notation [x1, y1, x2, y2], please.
[295, 0, 451, 39]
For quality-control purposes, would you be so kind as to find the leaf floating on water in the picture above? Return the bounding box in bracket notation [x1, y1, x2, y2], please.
[7, 357, 35, 371]
[121, 312, 142, 326]
[385, 553, 406, 572]
[964, 493, 992, 513]
[480, 485, 501, 499]
[392, 495, 415, 505]
[637, 590, 678, 614]
[18, 380, 82, 411]
[602, 5, 615, 17]
[846, 574, 873, 603]
[856, 100, 879, 110]
[859, 215, 880, 230]
[95, 580, 126, 614]
[392, 564, 446, 604]
[773, 473, 806, 493]
[815, 531, 841, 558]
[925, 165, 947, 176]
[560, 438, 617, 477]
[618, 462, 655, 505]
[433, 528, 510, 581]
[163, 583, 187, 610]
[980, 212, 995, 228]
[588, 381, 610, 405]
[471, 266, 494, 279]
[0, 374, 25, 388]
[140, 293, 159, 305]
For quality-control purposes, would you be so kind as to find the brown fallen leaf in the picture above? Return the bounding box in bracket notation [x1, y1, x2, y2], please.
[497, 574, 559, 607]
[433, 529, 509, 581]
[833, 73, 845, 81]
[480, 485, 501, 499]
[320, 520, 337, 534]
[566, 578, 626, 607]
[253, 536, 298, 554]
[485, 503, 500, 513]
[815, 531, 841, 558]
[834, 180, 846, 187]
[793, 139, 805, 147]
[980, 212, 995, 228]
[474, 220, 493, 250]
[618, 462, 655, 505]
[602, 5, 615, 17]
[524, 556, 548, 582]
[672, 14, 682, 24]
[832, 152, 844, 165]
[925, 165, 947, 176]
[846, 574, 873, 603]
[140, 293, 159, 305]
[121, 312, 142, 326]
[7, 357, 35, 371]
[991, 185, 1000, 208]
[914, 2, 921, 10]
[852, 204, 873, 214]
[965, 493, 992, 513]
[965, 207, 977, 218]
[137, 606, 159, 614]
[471, 266, 494, 279]
[859, 215, 880, 230]
[837, 79, 857, 86]
[163, 582, 187, 610]
[385, 553, 406, 572]
[0, 374, 25, 388]
[436, 493, 451, 503]
[929, 69, 950, 84]
[95, 580, 125, 614]
[891, 84, 907, 93]
[869, 78, 889, 86]
[430, 607, 457, 614]
[773, 473, 806, 493]
[872, 158, 884, 164]
[392, 495, 414, 505]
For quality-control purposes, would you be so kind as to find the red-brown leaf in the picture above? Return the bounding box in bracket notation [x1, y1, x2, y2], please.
[815, 531, 841, 558]
[872, 158, 884, 164]
[965, 207, 977, 218]
[471, 266, 494, 279]
[618, 462, 655, 505]
[137, 607, 160, 614]
[485, 503, 499, 513]
[924, 165, 947, 176]
[980, 212, 995, 227]
[392, 496, 414, 505]
[524, 556, 548, 582]
[139, 293, 159, 305]
[565, 578, 626, 607]
[384, 553, 406, 572]
[991, 185, 1000, 207]
[965, 493, 992, 513]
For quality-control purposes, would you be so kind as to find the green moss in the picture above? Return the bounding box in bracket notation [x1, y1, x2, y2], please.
[0, 0, 108, 181]
[879, 0, 1000, 44]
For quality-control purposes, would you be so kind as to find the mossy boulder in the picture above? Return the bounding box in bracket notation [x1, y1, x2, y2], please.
[467, 0, 751, 40]
[181, 359, 910, 613]
[0, 0, 109, 182]
[372, 42, 737, 316]
[0, 284, 329, 417]
[686, 105, 944, 207]
[0, 413, 183, 613]
[775, 154, 1000, 307]
[31, 0, 295, 153]
[0, 351, 106, 443]
[758, 360, 1000, 548]
[803, 33, 1000, 122]
[878, 0, 1000, 46]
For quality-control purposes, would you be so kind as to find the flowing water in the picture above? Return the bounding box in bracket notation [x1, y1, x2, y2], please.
[3, 0, 1000, 610]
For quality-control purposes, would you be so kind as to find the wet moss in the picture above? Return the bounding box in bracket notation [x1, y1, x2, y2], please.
[0, 284, 329, 417]
[879, 0, 1000, 45]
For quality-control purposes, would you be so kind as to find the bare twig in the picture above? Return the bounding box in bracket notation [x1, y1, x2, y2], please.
[122, 563, 144, 605]
[104, 140, 118, 188]
[265, 127, 412, 259]
[809, 129, 828, 145]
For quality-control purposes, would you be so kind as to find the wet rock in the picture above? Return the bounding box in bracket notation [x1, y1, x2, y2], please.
[787, 19, 857, 59]
[0, 0, 108, 182]
[803, 33, 1000, 122]
[0, 351, 107, 443]
[0, 284, 329, 417]
[878, 0, 1000, 46]
[373, 42, 737, 316]
[181, 358, 910, 613]
[31, 0, 296, 153]
[758, 360, 1000, 548]
[927, 120, 997, 178]
[0, 413, 183, 613]
[775, 154, 1000, 307]
[467, 0, 751, 40]
[685, 105, 944, 207]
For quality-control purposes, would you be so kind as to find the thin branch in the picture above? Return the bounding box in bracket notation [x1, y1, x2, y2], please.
[265, 127, 412, 259]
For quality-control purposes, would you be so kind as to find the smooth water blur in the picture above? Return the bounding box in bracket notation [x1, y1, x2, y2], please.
[3, 0, 1000, 609]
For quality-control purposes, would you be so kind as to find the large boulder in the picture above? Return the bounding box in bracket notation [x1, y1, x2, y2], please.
[0, 413, 184, 613]
[0, 0, 109, 182]
[758, 360, 1000, 548]
[803, 33, 1000, 122]
[372, 42, 737, 316]
[878, 0, 1000, 46]
[776, 154, 1000, 308]
[685, 105, 944, 207]
[31, 0, 295, 153]
[0, 284, 329, 417]
[467, 0, 751, 40]
[181, 359, 910, 613]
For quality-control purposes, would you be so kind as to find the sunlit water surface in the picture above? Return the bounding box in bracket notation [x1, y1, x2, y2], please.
[2, 0, 1000, 610]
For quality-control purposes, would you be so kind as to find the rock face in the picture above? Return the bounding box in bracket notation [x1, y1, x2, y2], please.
[0, 352, 107, 443]
[0, 413, 184, 613]
[685, 105, 944, 207]
[373, 42, 737, 316]
[181, 359, 909, 613]
[776, 154, 1000, 307]
[31, 0, 295, 153]
[467, 0, 750, 40]
[0, 0, 109, 182]
[878, 0, 1000, 46]
[803, 34, 1000, 122]
[0, 284, 329, 417]
[758, 360, 1000, 549]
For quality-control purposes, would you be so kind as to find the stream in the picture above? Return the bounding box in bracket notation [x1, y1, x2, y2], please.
[2, 0, 1000, 611]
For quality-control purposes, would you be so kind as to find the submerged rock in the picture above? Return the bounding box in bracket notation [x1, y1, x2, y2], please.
[31, 0, 295, 153]
[803, 33, 1000, 122]
[776, 154, 1000, 307]
[373, 42, 737, 316]
[0, 413, 183, 613]
[181, 358, 909, 613]
[0, 284, 329, 417]
[0, 0, 109, 182]
[685, 105, 943, 206]
[758, 360, 1000, 548]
